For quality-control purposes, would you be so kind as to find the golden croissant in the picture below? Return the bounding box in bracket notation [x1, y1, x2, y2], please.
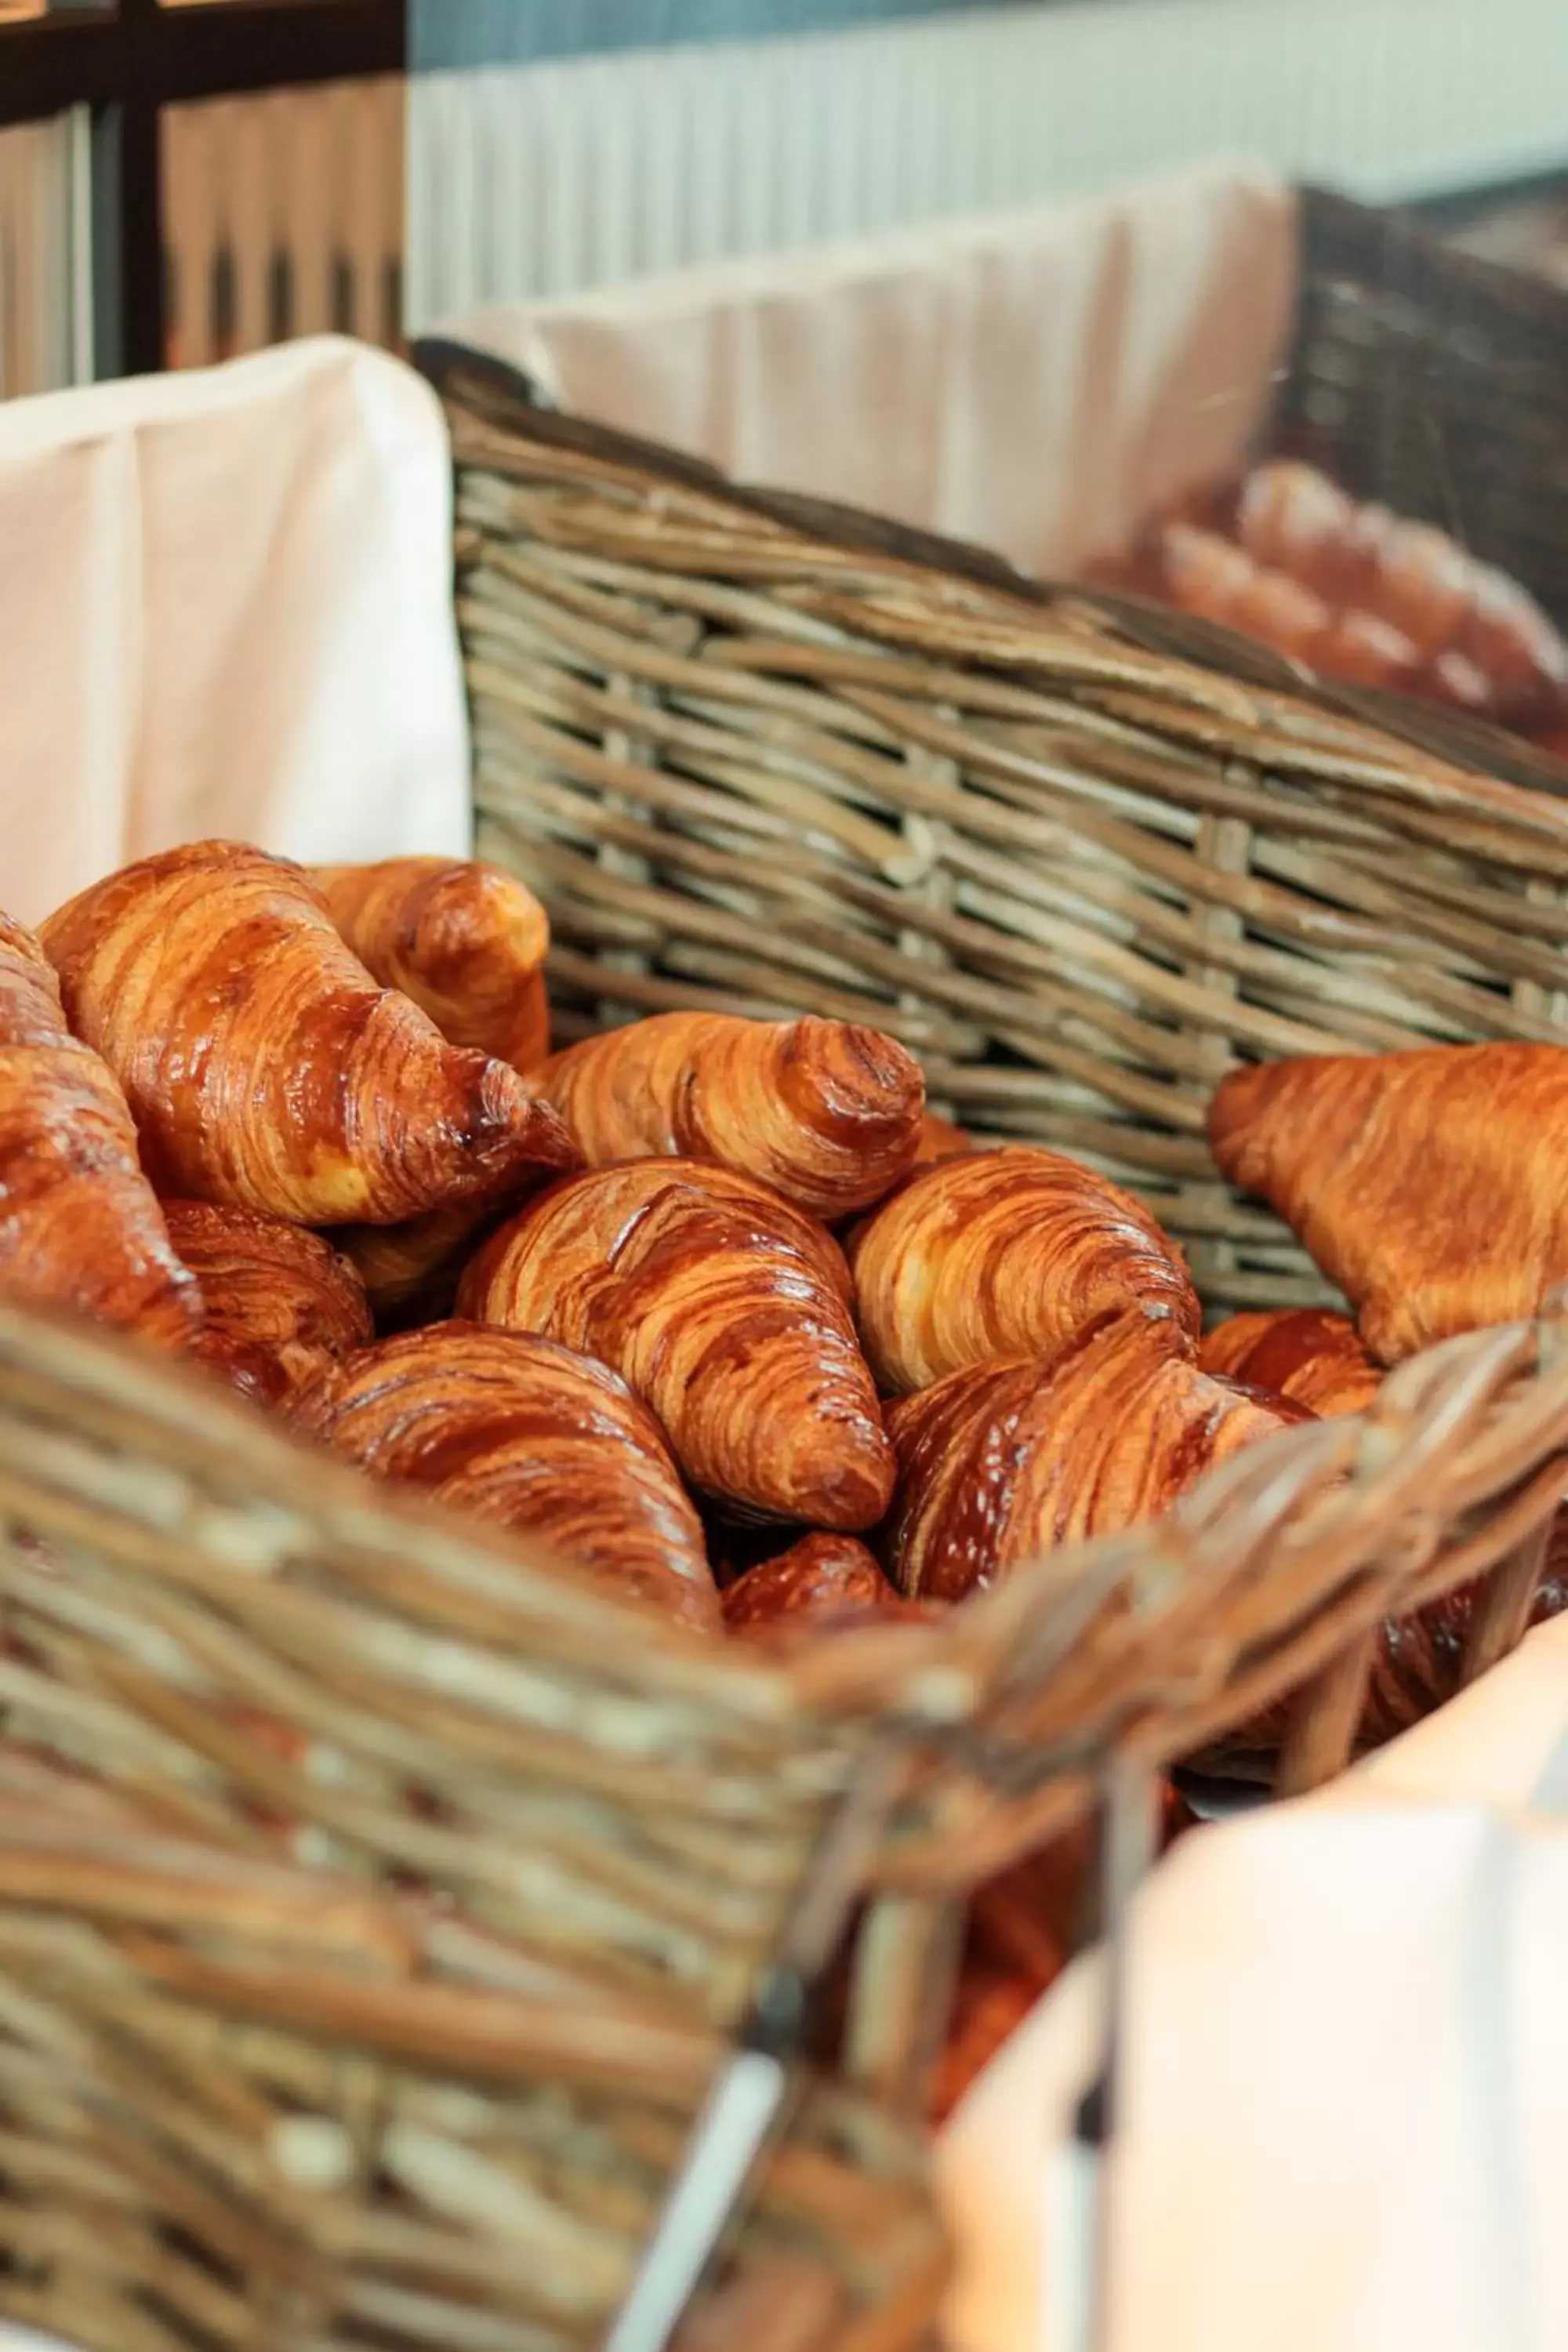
[330, 1189, 518, 1332]
[886, 1319, 1298, 1601]
[0, 911, 200, 1348]
[42, 840, 577, 1228]
[913, 1110, 973, 1167]
[293, 1321, 717, 1628]
[310, 855, 552, 1070]
[537, 1011, 925, 1218]
[458, 1157, 894, 1527]
[162, 1200, 372, 1408]
[1198, 1307, 1381, 1418]
[1209, 1042, 1568, 1363]
[848, 1147, 1200, 1394]
[721, 1534, 901, 1639]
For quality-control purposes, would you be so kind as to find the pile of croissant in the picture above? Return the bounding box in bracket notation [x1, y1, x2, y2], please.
[0, 838, 1283, 1644]
[3, 839, 1563, 1752]
[1103, 458, 1568, 749]
[12, 835, 1568, 2119]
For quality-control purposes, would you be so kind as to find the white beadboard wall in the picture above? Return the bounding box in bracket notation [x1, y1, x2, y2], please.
[407, 0, 1568, 327]
[0, 110, 91, 400]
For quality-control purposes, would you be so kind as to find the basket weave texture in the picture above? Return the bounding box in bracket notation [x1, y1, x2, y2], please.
[434, 345, 1568, 1316]
[0, 1746, 944, 2352]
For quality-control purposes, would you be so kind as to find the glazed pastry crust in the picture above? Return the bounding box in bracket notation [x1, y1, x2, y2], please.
[1198, 1308, 1381, 1417]
[294, 1319, 717, 1628]
[164, 1200, 372, 1407]
[539, 1011, 925, 1218]
[1209, 1042, 1568, 1362]
[721, 1535, 897, 1637]
[0, 911, 200, 1349]
[42, 840, 576, 1227]
[848, 1147, 1200, 1395]
[458, 1156, 894, 1529]
[310, 857, 551, 1071]
[886, 1319, 1297, 1601]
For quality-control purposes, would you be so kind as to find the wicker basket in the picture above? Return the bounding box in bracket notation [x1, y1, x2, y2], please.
[5, 213, 1568, 2343]
[422, 332, 1568, 1317]
[2, 1286, 1568, 2348]
[0, 1744, 946, 2352]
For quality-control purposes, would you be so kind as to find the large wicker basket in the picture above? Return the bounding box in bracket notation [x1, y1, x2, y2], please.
[4, 207, 1568, 2345]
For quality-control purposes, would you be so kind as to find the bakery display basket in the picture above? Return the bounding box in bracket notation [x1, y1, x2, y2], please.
[3, 185, 1568, 2346]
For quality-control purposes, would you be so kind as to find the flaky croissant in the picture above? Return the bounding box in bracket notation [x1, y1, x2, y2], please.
[309, 856, 551, 1071]
[538, 1011, 925, 1218]
[42, 841, 576, 1228]
[886, 1319, 1298, 1601]
[293, 1321, 717, 1628]
[1209, 1043, 1568, 1363]
[913, 1111, 973, 1166]
[163, 1200, 372, 1408]
[1198, 1308, 1381, 1417]
[848, 1147, 1200, 1395]
[721, 1534, 900, 1638]
[0, 912, 200, 1348]
[458, 1158, 894, 1527]
[329, 1192, 513, 1332]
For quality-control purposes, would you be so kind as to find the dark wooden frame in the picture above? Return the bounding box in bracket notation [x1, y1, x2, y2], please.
[0, 2, 406, 376]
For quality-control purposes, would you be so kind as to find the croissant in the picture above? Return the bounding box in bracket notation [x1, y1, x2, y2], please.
[0, 912, 200, 1348]
[913, 1110, 973, 1165]
[537, 1011, 925, 1218]
[328, 1192, 511, 1332]
[848, 1147, 1200, 1395]
[1364, 1548, 1568, 1747]
[1198, 1308, 1381, 1418]
[458, 1158, 895, 1528]
[163, 1200, 372, 1408]
[1210, 1534, 1568, 1771]
[309, 856, 552, 1070]
[721, 1534, 900, 1638]
[886, 1319, 1299, 1601]
[42, 841, 577, 1227]
[1209, 1043, 1568, 1363]
[293, 1321, 717, 1629]
[1233, 461, 1568, 728]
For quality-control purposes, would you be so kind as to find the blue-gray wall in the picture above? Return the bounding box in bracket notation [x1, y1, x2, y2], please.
[412, 1, 1043, 73]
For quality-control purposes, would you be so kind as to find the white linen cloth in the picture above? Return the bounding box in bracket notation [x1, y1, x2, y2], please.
[938, 1611, 1568, 2352]
[444, 160, 1298, 583]
[0, 337, 471, 927]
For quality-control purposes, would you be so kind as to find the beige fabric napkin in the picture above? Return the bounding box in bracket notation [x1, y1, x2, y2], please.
[0, 337, 472, 927]
[444, 160, 1297, 583]
[938, 1612, 1568, 2352]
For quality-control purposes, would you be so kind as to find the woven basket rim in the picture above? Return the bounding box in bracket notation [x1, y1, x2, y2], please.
[419, 281, 1568, 806]
[5, 1292, 1567, 1816]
